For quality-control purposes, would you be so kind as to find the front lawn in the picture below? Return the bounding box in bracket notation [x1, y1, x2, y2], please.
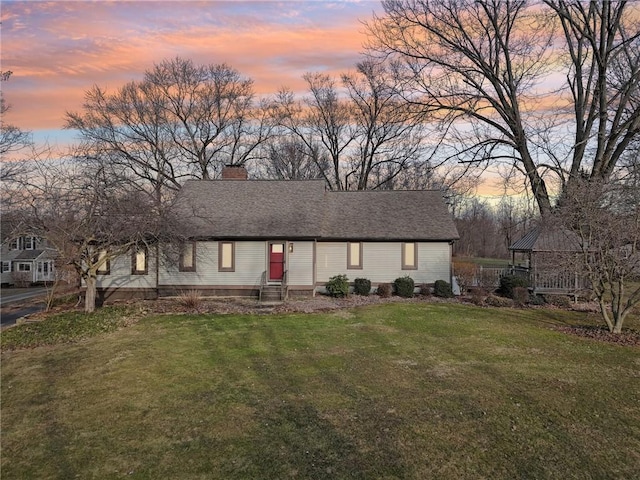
[2, 303, 639, 479]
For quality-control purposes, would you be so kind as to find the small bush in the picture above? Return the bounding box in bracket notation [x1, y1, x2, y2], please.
[419, 283, 432, 297]
[177, 289, 203, 310]
[512, 287, 530, 307]
[544, 294, 573, 309]
[529, 294, 546, 306]
[12, 271, 31, 288]
[326, 274, 349, 297]
[434, 280, 453, 298]
[498, 275, 529, 298]
[394, 276, 415, 298]
[470, 288, 488, 306]
[353, 278, 371, 296]
[485, 295, 513, 307]
[377, 283, 392, 298]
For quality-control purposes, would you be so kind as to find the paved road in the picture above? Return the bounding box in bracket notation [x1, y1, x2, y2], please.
[1, 287, 48, 306]
[0, 287, 48, 327]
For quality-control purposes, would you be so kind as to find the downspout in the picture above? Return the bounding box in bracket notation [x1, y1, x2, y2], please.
[155, 243, 160, 299]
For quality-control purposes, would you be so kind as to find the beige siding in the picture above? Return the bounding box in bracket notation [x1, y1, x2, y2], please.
[286, 241, 314, 286]
[316, 242, 451, 284]
[159, 241, 266, 287]
[96, 250, 157, 289]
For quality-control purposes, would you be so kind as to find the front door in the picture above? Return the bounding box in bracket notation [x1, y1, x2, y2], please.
[269, 243, 285, 282]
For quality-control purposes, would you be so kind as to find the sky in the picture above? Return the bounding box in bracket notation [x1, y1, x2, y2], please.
[2, 0, 382, 148]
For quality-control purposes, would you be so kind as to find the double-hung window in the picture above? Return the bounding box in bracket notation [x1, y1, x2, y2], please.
[131, 246, 148, 275]
[218, 242, 235, 272]
[179, 242, 196, 272]
[402, 243, 417, 270]
[24, 237, 35, 250]
[2, 261, 11, 273]
[347, 242, 363, 269]
[96, 250, 110, 275]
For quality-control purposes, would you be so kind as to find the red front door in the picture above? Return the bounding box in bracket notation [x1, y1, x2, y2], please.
[269, 243, 285, 281]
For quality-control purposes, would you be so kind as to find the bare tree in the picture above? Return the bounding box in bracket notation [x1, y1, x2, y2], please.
[260, 136, 328, 180]
[65, 57, 273, 206]
[366, 0, 640, 215]
[342, 60, 429, 190]
[273, 75, 356, 190]
[557, 179, 640, 333]
[271, 63, 443, 191]
[0, 71, 32, 160]
[14, 157, 177, 313]
[1, 70, 33, 187]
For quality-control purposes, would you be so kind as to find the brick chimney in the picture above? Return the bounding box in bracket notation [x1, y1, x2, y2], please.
[221, 165, 248, 180]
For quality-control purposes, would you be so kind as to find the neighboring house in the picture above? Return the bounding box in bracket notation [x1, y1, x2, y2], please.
[0, 234, 57, 286]
[508, 225, 589, 297]
[93, 166, 459, 302]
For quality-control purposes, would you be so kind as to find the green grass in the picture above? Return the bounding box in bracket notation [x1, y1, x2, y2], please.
[1, 305, 142, 350]
[2, 303, 639, 479]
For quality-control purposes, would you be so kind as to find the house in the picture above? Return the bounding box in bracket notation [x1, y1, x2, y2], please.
[0, 234, 57, 287]
[508, 225, 589, 297]
[92, 166, 459, 302]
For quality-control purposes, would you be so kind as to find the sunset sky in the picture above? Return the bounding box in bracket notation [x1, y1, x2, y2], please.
[2, 0, 382, 147]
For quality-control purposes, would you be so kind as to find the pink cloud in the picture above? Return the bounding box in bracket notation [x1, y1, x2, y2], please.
[2, 1, 378, 131]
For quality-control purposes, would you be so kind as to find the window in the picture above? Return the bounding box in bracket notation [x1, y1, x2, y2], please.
[179, 242, 196, 272]
[347, 242, 363, 269]
[24, 237, 35, 250]
[131, 246, 148, 275]
[2, 261, 11, 273]
[9, 238, 20, 250]
[402, 243, 417, 270]
[218, 241, 235, 272]
[96, 250, 110, 275]
[17, 262, 32, 272]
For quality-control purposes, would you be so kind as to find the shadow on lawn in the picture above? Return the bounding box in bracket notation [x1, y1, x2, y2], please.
[205, 322, 408, 479]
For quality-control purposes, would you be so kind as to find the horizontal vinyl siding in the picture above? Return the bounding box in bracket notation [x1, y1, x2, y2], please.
[159, 241, 265, 287]
[316, 242, 451, 284]
[286, 241, 314, 286]
[96, 251, 157, 289]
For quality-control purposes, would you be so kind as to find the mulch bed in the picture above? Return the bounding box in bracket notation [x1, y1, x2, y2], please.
[8, 292, 638, 346]
[552, 325, 640, 347]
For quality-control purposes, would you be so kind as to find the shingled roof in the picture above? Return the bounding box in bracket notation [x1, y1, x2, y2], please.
[175, 179, 459, 241]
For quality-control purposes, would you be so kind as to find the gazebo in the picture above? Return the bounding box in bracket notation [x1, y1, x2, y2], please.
[509, 225, 590, 298]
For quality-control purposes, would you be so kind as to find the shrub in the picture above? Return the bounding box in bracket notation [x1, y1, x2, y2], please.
[394, 276, 415, 298]
[326, 274, 349, 297]
[177, 289, 203, 310]
[470, 288, 488, 306]
[544, 294, 572, 309]
[376, 283, 392, 298]
[12, 271, 31, 288]
[419, 283, 432, 297]
[433, 280, 453, 298]
[485, 295, 513, 307]
[512, 287, 530, 307]
[353, 278, 371, 296]
[498, 275, 529, 298]
[453, 261, 478, 294]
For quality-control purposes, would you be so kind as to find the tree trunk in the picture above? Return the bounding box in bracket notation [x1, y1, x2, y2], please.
[85, 275, 97, 313]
